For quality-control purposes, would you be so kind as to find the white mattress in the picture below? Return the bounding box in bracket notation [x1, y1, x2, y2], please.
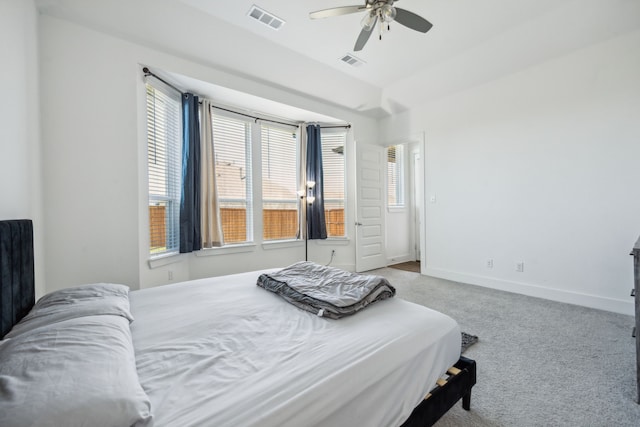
[129, 269, 461, 427]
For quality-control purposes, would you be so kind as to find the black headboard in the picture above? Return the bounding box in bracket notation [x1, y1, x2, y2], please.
[0, 220, 35, 338]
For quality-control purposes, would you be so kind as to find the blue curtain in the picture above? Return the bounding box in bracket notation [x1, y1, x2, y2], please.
[306, 124, 327, 239]
[179, 93, 202, 253]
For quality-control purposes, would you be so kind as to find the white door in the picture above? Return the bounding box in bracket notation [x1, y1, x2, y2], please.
[355, 143, 386, 272]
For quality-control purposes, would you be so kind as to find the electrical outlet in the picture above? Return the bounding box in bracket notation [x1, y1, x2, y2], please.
[516, 262, 524, 273]
[327, 249, 336, 267]
[487, 259, 493, 269]
[168, 270, 174, 281]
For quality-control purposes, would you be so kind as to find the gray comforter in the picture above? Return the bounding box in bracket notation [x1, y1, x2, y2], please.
[257, 261, 395, 319]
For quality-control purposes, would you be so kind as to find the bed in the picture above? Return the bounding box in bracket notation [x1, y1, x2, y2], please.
[0, 219, 476, 427]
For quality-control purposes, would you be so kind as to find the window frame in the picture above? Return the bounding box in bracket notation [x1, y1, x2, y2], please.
[210, 109, 255, 246]
[145, 81, 182, 258]
[320, 128, 348, 239]
[260, 123, 300, 242]
[387, 144, 406, 210]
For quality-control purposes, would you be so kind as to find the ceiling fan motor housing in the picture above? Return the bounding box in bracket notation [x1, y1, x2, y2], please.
[367, 0, 394, 6]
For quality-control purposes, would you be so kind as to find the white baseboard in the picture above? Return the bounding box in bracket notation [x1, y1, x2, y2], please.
[423, 267, 634, 316]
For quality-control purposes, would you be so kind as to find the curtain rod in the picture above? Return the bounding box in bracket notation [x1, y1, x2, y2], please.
[142, 66, 351, 130]
[320, 124, 352, 129]
[210, 105, 299, 129]
[143, 67, 183, 94]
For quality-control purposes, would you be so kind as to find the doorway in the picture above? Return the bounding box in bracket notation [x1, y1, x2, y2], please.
[412, 150, 422, 263]
[384, 136, 425, 273]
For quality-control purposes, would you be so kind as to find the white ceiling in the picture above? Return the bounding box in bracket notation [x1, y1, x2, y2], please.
[36, 0, 640, 117]
[177, 0, 640, 90]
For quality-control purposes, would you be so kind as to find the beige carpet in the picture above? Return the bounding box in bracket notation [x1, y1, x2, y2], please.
[372, 267, 640, 427]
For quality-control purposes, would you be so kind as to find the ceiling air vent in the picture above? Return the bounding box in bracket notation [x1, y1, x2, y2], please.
[247, 5, 285, 30]
[340, 53, 366, 67]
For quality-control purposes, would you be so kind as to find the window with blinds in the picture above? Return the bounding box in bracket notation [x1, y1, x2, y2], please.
[387, 144, 405, 207]
[146, 83, 182, 256]
[261, 125, 299, 241]
[211, 113, 253, 244]
[321, 131, 346, 237]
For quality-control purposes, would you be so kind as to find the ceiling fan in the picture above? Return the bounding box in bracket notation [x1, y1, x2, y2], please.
[309, 0, 433, 52]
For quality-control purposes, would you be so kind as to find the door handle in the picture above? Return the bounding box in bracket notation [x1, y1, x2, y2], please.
[355, 222, 363, 226]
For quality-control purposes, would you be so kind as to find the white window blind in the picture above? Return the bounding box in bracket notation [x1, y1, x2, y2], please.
[146, 82, 182, 256]
[211, 113, 253, 244]
[387, 144, 405, 207]
[321, 131, 346, 237]
[262, 125, 299, 241]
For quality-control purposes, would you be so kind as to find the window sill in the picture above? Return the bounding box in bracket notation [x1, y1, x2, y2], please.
[148, 252, 186, 269]
[262, 239, 304, 250]
[194, 243, 257, 257]
[314, 238, 350, 246]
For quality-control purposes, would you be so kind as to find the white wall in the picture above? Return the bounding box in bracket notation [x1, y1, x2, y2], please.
[0, 0, 45, 297]
[381, 30, 640, 315]
[35, 0, 381, 115]
[39, 15, 378, 292]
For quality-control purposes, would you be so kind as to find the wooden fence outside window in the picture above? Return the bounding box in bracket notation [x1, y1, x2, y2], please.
[150, 206, 344, 250]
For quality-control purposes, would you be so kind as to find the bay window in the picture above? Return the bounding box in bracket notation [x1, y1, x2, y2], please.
[145, 77, 349, 256]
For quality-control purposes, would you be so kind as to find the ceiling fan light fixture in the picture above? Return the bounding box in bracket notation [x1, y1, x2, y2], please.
[380, 4, 396, 23]
[360, 11, 376, 31]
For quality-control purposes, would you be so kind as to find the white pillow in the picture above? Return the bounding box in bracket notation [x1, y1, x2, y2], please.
[6, 283, 134, 338]
[0, 315, 153, 427]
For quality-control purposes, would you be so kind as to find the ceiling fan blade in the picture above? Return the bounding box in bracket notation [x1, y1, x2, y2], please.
[394, 7, 433, 33]
[354, 16, 377, 51]
[309, 5, 367, 19]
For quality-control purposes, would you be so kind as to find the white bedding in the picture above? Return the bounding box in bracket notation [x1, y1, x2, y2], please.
[129, 269, 461, 427]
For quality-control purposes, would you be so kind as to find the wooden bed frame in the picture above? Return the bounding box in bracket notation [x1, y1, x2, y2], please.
[401, 356, 477, 426]
[0, 219, 476, 426]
